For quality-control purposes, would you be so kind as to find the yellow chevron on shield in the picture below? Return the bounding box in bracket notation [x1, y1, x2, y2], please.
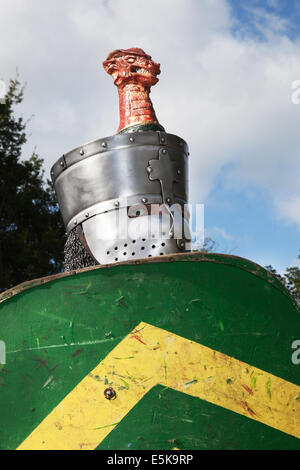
[18, 322, 300, 450]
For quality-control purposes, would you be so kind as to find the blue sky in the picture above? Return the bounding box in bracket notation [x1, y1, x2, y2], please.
[0, 0, 299, 273]
[201, 0, 300, 271]
[204, 164, 300, 270]
[231, 0, 300, 41]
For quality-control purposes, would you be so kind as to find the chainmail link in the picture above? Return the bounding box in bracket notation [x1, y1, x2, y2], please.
[64, 228, 98, 272]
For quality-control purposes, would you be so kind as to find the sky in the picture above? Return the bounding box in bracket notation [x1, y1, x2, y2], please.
[0, 0, 299, 273]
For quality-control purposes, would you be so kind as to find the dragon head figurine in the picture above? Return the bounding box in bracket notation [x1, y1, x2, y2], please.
[103, 48, 161, 88]
[103, 47, 164, 134]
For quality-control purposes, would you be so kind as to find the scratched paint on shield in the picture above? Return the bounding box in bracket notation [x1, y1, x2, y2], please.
[18, 322, 300, 450]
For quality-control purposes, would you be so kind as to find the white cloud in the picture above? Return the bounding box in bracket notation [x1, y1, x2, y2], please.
[211, 227, 233, 241]
[265, 0, 281, 8]
[245, 6, 290, 36]
[0, 0, 299, 232]
[277, 195, 300, 230]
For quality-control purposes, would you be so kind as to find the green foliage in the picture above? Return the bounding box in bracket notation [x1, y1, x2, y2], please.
[265, 254, 300, 304]
[0, 77, 65, 291]
[197, 237, 217, 253]
[284, 263, 300, 303]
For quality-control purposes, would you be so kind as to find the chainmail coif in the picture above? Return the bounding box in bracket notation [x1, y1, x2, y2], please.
[64, 228, 98, 272]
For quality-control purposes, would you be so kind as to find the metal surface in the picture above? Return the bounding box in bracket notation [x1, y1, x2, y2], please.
[52, 131, 190, 264]
[81, 202, 190, 264]
[82, 209, 185, 264]
[0, 252, 299, 449]
[51, 131, 188, 233]
[148, 147, 187, 205]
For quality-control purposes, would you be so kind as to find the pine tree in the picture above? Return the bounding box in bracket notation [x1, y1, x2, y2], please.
[284, 256, 300, 304]
[0, 77, 65, 291]
[265, 257, 300, 304]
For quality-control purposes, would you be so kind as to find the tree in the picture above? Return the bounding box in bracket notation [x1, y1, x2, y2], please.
[265, 253, 300, 304]
[197, 237, 217, 253]
[0, 77, 65, 292]
[282, 258, 300, 304]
